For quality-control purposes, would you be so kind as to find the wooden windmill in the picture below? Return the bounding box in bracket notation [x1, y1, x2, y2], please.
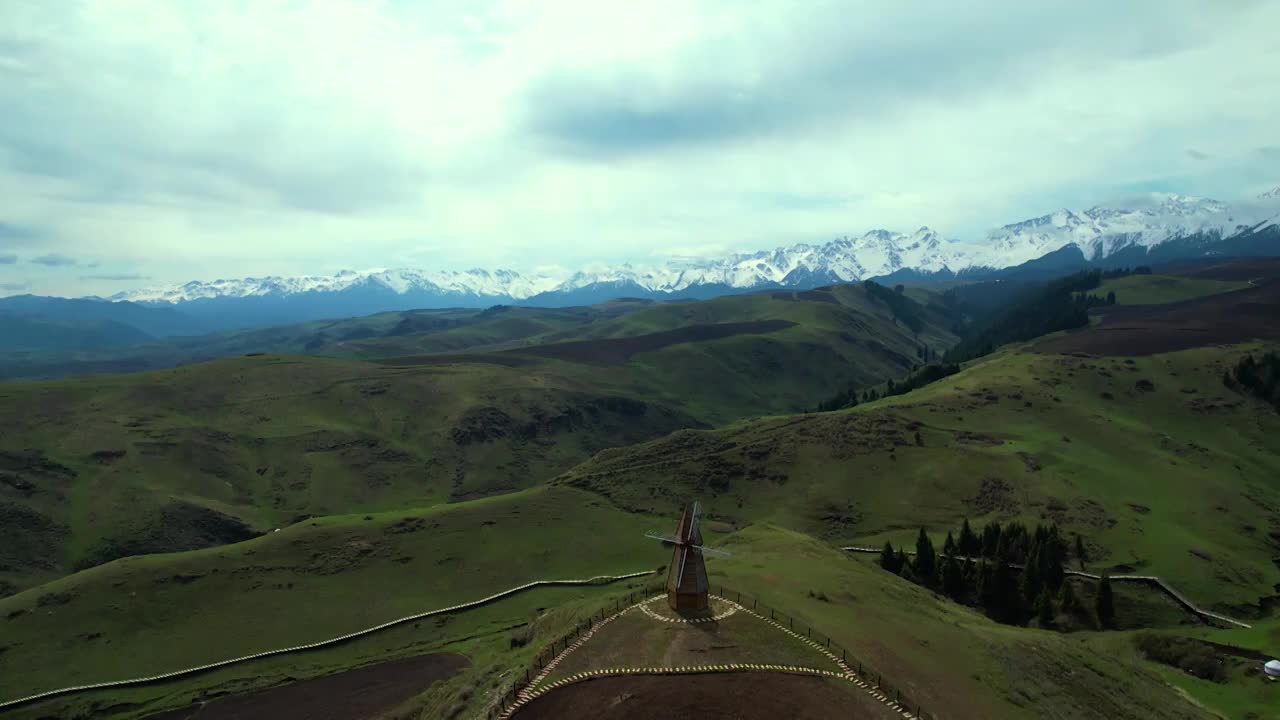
[645, 501, 730, 611]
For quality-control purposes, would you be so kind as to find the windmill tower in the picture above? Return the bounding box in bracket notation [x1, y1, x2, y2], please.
[645, 501, 730, 611]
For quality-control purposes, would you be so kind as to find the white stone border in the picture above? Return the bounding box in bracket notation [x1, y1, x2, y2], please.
[636, 595, 739, 624]
[0, 571, 656, 713]
[497, 594, 923, 720]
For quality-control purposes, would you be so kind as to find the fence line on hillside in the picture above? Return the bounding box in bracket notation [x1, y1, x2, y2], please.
[487, 583, 935, 720]
[842, 546, 1251, 629]
[0, 571, 657, 713]
[715, 585, 935, 720]
[486, 580, 666, 719]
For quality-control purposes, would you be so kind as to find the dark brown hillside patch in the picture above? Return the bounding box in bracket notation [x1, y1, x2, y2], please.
[0, 502, 68, 576]
[144, 653, 468, 720]
[509, 319, 798, 364]
[1162, 257, 1280, 281]
[381, 320, 796, 367]
[73, 502, 260, 572]
[512, 673, 898, 720]
[1033, 280, 1280, 356]
[965, 477, 1019, 515]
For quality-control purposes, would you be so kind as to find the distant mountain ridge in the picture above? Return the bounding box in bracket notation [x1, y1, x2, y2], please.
[105, 189, 1279, 315]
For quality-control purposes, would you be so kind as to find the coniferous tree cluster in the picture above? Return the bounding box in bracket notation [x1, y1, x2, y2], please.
[943, 267, 1149, 365]
[814, 362, 961, 412]
[878, 519, 1105, 629]
[1223, 352, 1280, 411]
[863, 280, 926, 333]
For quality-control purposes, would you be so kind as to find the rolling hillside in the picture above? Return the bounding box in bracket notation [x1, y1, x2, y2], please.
[0, 302, 646, 382]
[3, 264, 1278, 720]
[558, 343, 1280, 614]
[0, 487, 1212, 720]
[0, 283, 956, 595]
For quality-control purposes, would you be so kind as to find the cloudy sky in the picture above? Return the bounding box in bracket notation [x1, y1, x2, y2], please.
[1, 0, 1277, 297]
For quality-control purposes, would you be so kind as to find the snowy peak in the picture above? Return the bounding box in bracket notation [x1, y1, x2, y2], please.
[985, 191, 1256, 262]
[105, 188, 1278, 307]
[112, 268, 565, 304]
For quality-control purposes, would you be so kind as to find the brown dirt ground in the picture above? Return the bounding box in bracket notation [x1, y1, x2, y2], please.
[1033, 279, 1280, 356]
[144, 652, 468, 720]
[1160, 256, 1280, 282]
[509, 320, 797, 365]
[512, 672, 901, 720]
[378, 320, 796, 367]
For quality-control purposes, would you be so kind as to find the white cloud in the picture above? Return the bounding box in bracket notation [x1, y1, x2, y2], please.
[0, 0, 1277, 296]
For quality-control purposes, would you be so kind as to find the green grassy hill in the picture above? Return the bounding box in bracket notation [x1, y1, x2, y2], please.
[0, 304, 633, 382]
[0, 284, 956, 594]
[0, 488, 1211, 720]
[1093, 274, 1250, 305]
[5, 268, 1279, 719]
[559, 341, 1280, 612]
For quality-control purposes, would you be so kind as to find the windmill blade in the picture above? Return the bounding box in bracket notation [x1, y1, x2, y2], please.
[645, 531, 682, 545]
[689, 501, 701, 539]
[675, 546, 689, 589]
[692, 543, 731, 558]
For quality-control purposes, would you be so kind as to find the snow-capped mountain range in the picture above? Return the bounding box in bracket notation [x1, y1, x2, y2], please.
[110, 190, 1280, 309]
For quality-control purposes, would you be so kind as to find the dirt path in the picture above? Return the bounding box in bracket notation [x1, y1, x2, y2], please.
[511, 672, 899, 720]
[145, 653, 468, 720]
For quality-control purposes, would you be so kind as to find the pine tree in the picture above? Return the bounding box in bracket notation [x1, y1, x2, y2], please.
[977, 560, 997, 616]
[942, 531, 957, 558]
[981, 521, 1002, 558]
[898, 560, 916, 584]
[942, 555, 964, 600]
[880, 541, 898, 572]
[1095, 574, 1116, 629]
[1044, 525, 1066, 592]
[991, 533, 1020, 623]
[958, 518, 979, 558]
[1058, 578, 1078, 615]
[1074, 534, 1088, 571]
[1022, 536, 1043, 607]
[896, 548, 910, 575]
[1002, 521, 1029, 563]
[1035, 589, 1055, 628]
[913, 528, 937, 587]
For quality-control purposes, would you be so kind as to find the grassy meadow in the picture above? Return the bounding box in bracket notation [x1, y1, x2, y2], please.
[3, 270, 1279, 719]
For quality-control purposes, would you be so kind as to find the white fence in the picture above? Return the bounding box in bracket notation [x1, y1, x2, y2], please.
[842, 546, 1251, 629]
[0, 570, 656, 712]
